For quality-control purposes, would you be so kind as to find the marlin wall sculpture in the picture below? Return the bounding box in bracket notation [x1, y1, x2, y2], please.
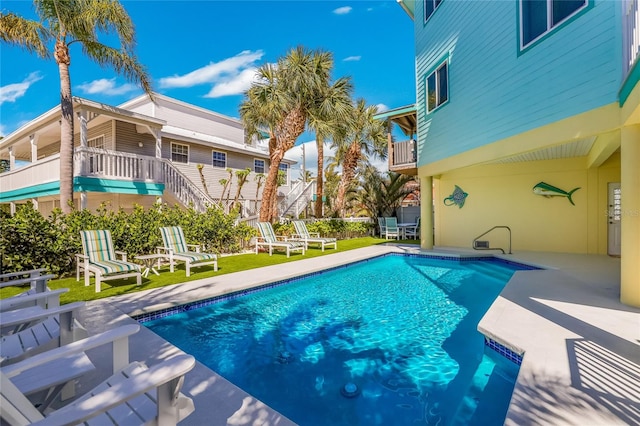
[532, 182, 581, 206]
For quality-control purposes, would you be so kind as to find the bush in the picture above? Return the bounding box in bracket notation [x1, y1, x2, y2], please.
[0, 202, 254, 276]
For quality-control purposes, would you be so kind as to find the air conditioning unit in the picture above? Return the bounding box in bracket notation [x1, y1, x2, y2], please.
[474, 240, 490, 249]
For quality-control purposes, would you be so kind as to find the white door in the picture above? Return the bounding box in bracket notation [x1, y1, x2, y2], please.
[608, 183, 621, 256]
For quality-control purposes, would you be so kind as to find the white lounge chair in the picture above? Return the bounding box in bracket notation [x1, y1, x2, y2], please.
[0, 273, 63, 313]
[291, 220, 337, 252]
[256, 222, 306, 257]
[377, 217, 387, 237]
[76, 230, 142, 292]
[384, 217, 400, 240]
[1, 325, 196, 426]
[158, 226, 218, 277]
[2, 324, 140, 413]
[1, 302, 87, 366]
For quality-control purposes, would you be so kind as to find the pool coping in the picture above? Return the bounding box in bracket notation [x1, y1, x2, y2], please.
[70, 244, 638, 426]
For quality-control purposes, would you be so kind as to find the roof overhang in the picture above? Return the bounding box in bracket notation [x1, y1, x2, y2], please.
[397, 0, 415, 20]
[374, 104, 417, 136]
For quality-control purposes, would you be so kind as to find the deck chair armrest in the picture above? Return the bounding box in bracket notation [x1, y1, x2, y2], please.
[0, 269, 46, 281]
[75, 253, 89, 263]
[156, 246, 173, 255]
[114, 250, 127, 261]
[0, 288, 68, 312]
[186, 243, 201, 252]
[32, 355, 196, 426]
[0, 302, 85, 329]
[1, 324, 140, 378]
[0, 274, 56, 290]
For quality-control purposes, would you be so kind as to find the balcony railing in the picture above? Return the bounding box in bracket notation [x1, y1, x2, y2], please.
[75, 147, 160, 181]
[389, 139, 417, 175]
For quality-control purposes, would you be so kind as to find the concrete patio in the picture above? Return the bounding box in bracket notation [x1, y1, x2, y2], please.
[68, 245, 639, 425]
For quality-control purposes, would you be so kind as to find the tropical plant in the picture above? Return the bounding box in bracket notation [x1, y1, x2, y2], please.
[0, 0, 153, 213]
[240, 45, 345, 222]
[355, 167, 417, 218]
[333, 99, 387, 216]
[254, 173, 264, 213]
[232, 168, 251, 213]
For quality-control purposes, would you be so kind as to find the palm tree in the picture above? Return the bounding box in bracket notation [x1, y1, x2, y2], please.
[0, 0, 153, 213]
[240, 46, 340, 222]
[333, 99, 387, 216]
[355, 167, 417, 218]
[306, 78, 353, 218]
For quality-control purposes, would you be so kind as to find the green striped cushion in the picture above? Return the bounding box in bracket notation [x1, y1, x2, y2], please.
[174, 251, 216, 262]
[90, 259, 140, 276]
[293, 221, 310, 238]
[160, 226, 189, 253]
[257, 222, 277, 243]
[80, 230, 116, 262]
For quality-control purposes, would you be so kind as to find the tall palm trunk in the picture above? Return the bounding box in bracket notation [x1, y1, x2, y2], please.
[315, 136, 324, 217]
[260, 147, 285, 221]
[56, 38, 74, 213]
[335, 141, 361, 217]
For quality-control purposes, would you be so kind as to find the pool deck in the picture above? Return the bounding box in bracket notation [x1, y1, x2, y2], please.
[69, 244, 639, 425]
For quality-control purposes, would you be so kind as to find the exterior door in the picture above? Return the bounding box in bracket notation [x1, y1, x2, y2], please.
[608, 183, 621, 256]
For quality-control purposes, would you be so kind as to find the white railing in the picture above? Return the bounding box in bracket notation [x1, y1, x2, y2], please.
[0, 154, 60, 193]
[279, 180, 316, 218]
[392, 139, 416, 166]
[623, 0, 640, 76]
[75, 147, 160, 181]
[159, 160, 217, 212]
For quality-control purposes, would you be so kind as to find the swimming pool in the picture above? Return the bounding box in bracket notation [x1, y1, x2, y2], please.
[142, 254, 534, 425]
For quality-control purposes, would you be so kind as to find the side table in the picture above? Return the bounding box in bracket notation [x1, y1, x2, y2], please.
[134, 254, 163, 278]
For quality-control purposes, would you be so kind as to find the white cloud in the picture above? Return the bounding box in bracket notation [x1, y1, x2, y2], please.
[375, 103, 389, 113]
[333, 6, 352, 15]
[204, 67, 259, 98]
[343, 56, 361, 62]
[76, 78, 138, 96]
[158, 50, 265, 97]
[0, 72, 43, 105]
[0, 124, 6, 137]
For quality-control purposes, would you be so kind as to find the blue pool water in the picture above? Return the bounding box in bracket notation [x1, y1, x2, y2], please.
[143, 255, 532, 425]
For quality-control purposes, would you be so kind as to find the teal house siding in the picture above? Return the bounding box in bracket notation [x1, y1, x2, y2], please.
[414, 0, 622, 167]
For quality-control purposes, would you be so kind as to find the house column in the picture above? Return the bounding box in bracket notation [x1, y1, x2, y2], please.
[8, 146, 15, 170]
[420, 175, 434, 250]
[77, 110, 88, 209]
[80, 192, 88, 210]
[154, 128, 162, 158]
[620, 125, 640, 307]
[30, 134, 38, 163]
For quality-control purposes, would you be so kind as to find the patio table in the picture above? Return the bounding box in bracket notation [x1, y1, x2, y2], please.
[397, 223, 418, 239]
[134, 254, 163, 278]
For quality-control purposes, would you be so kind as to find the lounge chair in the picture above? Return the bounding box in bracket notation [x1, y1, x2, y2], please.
[1, 301, 87, 366]
[255, 222, 306, 257]
[0, 272, 63, 313]
[384, 217, 400, 240]
[377, 217, 386, 237]
[76, 230, 142, 292]
[291, 220, 337, 252]
[1, 325, 196, 426]
[158, 226, 218, 277]
[1, 324, 139, 413]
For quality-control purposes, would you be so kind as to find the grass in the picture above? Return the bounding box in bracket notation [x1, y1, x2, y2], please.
[1, 237, 420, 304]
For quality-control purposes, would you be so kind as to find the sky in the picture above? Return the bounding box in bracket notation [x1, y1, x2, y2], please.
[0, 0, 416, 178]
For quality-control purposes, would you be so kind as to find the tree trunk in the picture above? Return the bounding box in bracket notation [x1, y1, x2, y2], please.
[335, 141, 361, 217]
[315, 136, 324, 217]
[259, 148, 285, 222]
[56, 39, 74, 214]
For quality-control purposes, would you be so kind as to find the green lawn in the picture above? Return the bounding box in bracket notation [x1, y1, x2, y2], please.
[1, 237, 419, 304]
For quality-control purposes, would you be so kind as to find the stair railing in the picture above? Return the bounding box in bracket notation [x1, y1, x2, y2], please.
[472, 226, 512, 254]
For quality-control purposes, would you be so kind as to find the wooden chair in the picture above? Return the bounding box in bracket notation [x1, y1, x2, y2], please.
[158, 226, 218, 277]
[255, 222, 306, 257]
[291, 220, 337, 252]
[76, 230, 141, 292]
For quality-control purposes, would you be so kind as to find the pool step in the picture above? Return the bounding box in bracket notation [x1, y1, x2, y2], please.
[463, 262, 515, 283]
[450, 356, 495, 425]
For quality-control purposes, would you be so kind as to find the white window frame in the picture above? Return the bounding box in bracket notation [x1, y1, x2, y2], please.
[519, 0, 588, 50]
[254, 158, 266, 174]
[424, 0, 443, 23]
[87, 135, 105, 149]
[171, 142, 189, 164]
[279, 163, 290, 186]
[212, 150, 227, 168]
[426, 61, 449, 114]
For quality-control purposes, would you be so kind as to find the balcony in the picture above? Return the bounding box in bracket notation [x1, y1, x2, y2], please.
[389, 139, 417, 175]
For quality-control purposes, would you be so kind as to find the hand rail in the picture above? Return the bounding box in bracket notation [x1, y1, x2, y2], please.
[472, 226, 512, 254]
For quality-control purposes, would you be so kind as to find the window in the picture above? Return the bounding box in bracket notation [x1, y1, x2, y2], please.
[520, 0, 587, 48]
[212, 151, 226, 168]
[171, 142, 189, 163]
[254, 159, 265, 174]
[424, 0, 442, 23]
[87, 135, 105, 149]
[278, 163, 290, 186]
[426, 61, 448, 113]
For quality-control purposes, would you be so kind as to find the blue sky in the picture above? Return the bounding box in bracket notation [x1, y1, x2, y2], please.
[0, 0, 415, 175]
